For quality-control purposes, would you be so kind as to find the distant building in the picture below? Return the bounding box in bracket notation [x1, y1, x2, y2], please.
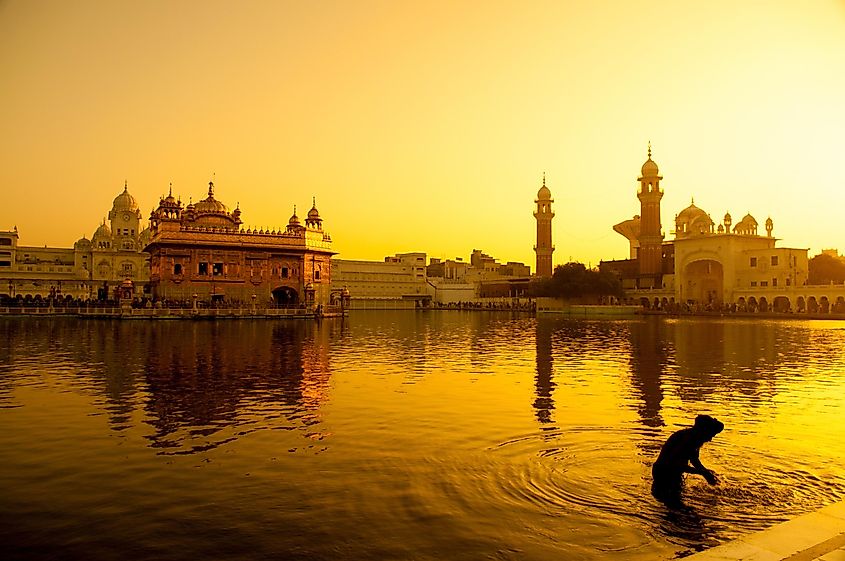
[534, 175, 554, 277]
[332, 252, 429, 309]
[0, 183, 151, 301]
[145, 183, 334, 306]
[601, 146, 816, 312]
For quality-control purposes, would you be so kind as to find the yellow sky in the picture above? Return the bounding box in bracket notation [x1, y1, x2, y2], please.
[1, 0, 843, 267]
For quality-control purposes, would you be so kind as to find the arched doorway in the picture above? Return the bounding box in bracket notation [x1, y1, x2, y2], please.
[807, 297, 819, 313]
[683, 259, 724, 306]
[759, 297, 769, 313]
[272, 286, 299, 307]
[773, 296, 791, 313]
[748, 296, 758, 312]
[737, 297, 747, 312]
[797, 296, 806, 313]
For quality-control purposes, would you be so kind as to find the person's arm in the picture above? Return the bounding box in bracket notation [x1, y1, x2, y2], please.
[688, 449, 718, 484]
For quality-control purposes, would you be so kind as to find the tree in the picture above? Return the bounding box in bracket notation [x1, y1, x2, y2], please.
[808, 253, 845, 285]
[532, 262, 624, 301]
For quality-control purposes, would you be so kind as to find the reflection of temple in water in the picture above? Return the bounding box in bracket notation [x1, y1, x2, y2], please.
[626, 318, 668, 429]
[141, 321, 334, 451]
[534, 318, 556, 424]
[0, 319, 336, 452]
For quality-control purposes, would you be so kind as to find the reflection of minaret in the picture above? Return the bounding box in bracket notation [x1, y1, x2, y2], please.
[534, 174, 555, 278]
[637, 143, 664, 277]
[534, 318, 556, 424]
[627, 318, 667, 428]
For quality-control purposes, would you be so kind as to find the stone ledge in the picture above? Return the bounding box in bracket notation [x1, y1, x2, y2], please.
[684, 502, 845, 561]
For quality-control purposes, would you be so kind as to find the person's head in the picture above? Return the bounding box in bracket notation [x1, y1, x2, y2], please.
[693, 414, 724, 441]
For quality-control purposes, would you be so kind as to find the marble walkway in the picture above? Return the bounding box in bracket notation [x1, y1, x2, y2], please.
[684, 502, 845, 561]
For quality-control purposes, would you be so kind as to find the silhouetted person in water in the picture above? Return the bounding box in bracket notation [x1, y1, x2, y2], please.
[652, 415, 724, 507]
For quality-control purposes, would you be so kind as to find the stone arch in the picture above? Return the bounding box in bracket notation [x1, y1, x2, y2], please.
[759, 297, 769, 313]
[808, 296, 819, 313]
[272, 286, 299, 307]
[737, 297, 747, 312]
[748, 296, 758, 312]
[683, 258, 724, 305]
[639, 297, 651, 309]
[820, 296, 830, 313]
[653, 297, 660, 310]
[773, 296, 791, 313]
[797, 296, 806, 313]
[835, 296, 845, 313]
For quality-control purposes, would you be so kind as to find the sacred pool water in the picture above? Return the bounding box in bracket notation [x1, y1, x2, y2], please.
[2, 312, 845, 560]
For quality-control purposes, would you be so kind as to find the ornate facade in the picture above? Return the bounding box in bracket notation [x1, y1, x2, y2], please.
[145, 182, 334, 307]
[0, 183, 150, 300]
[601, 147, 812, 310]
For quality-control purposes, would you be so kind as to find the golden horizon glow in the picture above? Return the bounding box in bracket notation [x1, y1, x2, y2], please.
[1, 0, 844, 268]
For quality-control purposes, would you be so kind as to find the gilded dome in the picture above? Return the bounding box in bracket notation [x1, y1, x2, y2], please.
[193, 182, 230, 214]
[308, 204, 320, 219]
[112, 183, 139, 212]
[289, 208, 301, 226]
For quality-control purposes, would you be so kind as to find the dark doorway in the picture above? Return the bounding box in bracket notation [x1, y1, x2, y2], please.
[272, 286, 299, 307]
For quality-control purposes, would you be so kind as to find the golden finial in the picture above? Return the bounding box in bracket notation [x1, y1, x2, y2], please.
[647, 141, 652, 159]
[542, 171, 546, 187]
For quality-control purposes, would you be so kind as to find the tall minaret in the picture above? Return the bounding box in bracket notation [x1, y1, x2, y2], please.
[534, 173, 555, 277]
[637, 143, 664, 276]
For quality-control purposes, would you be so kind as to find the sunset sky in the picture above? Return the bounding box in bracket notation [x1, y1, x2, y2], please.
[1, 0, 843, 268]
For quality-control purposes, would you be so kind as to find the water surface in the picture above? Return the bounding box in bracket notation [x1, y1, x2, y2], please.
[2, 312, 845, 560]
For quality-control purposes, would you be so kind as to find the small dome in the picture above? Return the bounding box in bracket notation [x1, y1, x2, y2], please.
[640, 143, 660, 177]
[194, 182, 229, 214]
[641, 158, 659, 177]
[537, 185, 551, 199]
[74, 236, 91, 249]
[308, 205, 320, 219]
[677, 201, 707, 221]
[112, 183, 139, 212]
[93, 221, 112, 239]
[289, 208, 301, 226]
[536, 174, 552, 200]
[741, 213, 757, 225]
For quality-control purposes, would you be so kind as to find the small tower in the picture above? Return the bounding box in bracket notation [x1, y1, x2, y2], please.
[534, 173, 555, 277]
[637, 143, 664, 277]
[305, 197, 323, 230]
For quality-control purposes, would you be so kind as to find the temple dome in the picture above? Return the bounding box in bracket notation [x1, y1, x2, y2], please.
[641, 157, 659, 177]
[93, 221, 112, 240]
[112, 184, 138, 212]
[194, 182, 229, 214]
[677, 201, 707, 221]
[537, 185, 551, 199]
[288, 208, 301, 226]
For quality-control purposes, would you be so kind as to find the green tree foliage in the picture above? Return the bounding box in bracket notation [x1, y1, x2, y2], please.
[808, 253, 845, 285]
[533, 262, 624, 300]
